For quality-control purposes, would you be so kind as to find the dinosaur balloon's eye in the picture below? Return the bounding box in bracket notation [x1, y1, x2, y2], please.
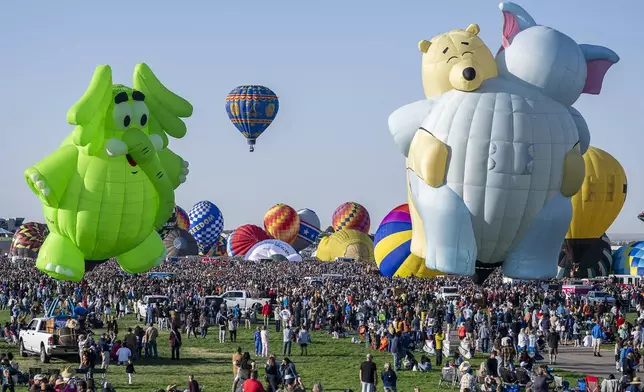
[113, 102, 133, 131]
[132, 101, 150, 128]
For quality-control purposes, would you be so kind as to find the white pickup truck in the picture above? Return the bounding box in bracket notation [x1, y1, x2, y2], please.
[137, 295, 170, 322]
[19, 318, 79, 363]
[219, 290, 270, 310]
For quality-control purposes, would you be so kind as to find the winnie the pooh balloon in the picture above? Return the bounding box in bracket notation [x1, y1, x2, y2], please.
[25, 64, 192, 281]
[389, 2, 619, 283]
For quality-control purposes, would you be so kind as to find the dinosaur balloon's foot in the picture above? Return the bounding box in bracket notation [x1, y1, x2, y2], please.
[117, 231, 166, 274]
[36, 233, 85, 281]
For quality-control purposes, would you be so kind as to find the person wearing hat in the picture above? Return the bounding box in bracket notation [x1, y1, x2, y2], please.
[459, 363, 476, 392]
[626, 377, 641, 392]
[166, 384, 177, 392]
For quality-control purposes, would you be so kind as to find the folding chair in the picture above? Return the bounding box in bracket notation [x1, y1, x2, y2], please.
[438, 367, 458, 389]
[586, 375, 600, 392]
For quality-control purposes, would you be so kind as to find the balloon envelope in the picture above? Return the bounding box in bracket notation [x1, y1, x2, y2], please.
[188, 201, 224, 254]
[613, 241, 644, 276]
[293, 208, 322, 251]
[10, 222, 49, 259]
[228, 224, 271, 257]
[163, 229, 199, 258]
[264, 204, 300, 244]
[374, 204, 441, 278]
[316, 229, 374, 262]
[557, 235, 612, 278]
[225, 85, 279, 152]
[638, 211, 644, 223]
[175, 206, 190, 231]
[332, 202, 370, 234]
[245, 239, 301, 262]
[567, 147, 627, 239]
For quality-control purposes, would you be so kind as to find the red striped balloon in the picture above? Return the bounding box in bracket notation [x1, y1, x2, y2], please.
[228, 224, 271, 256]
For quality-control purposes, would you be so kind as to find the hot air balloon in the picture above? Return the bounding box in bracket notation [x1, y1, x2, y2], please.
[245, 239, 302, 262]
[175, 206, 190, 231]
[612, 241, 644, 275]
[188, 201, 224, 254]
[158, 208, 178, 238]
[264, 204, 300, 244]
[559, 147, 627, 278]
[225, 85, 279, 152]
[293, 208, 322, 251]
[557, 234, 612, 278]
[374, 205, 441, 278]
[332, 202, 370, 234]
[205, 235, 227, 257]
[163, 229, 199, 258]
[316, 229, 374, 262]
[227, 224, 271, 257]
[9, 222, 49, 260]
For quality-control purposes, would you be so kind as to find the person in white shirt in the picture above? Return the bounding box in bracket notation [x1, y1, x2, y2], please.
[281, 308, 291, 328]
[261, 326, 270, 357]
[116, 345, 132, 365]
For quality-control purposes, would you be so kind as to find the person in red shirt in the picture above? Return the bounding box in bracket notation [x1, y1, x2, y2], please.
[262, 303, 272, 327]
[241, 370, 265, 392]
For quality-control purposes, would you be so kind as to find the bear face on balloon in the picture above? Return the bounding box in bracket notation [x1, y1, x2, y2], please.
[389, 2, 619, 282]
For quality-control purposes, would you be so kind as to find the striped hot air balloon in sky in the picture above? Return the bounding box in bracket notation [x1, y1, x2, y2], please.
[332, 202, 370, 234]
[225, 85, 279, 152]
[374, 204, 441, 278]
[264, 204, 300, 244]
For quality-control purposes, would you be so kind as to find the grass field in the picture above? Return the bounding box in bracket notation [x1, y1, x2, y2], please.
[0, 310, 584, 391]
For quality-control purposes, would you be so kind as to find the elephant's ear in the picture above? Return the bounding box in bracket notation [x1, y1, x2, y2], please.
[133, 63, 193, 146]
[67, 65, 113, 148]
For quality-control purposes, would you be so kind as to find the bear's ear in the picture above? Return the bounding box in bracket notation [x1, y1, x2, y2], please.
[579, 44, 620, 95]
[418, 40, 432, 53]
[499, 2, 536, 48]
[465, 24, 480, 36]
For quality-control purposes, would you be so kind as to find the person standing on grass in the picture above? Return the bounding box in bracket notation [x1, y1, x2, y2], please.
[125, 359, 135, 385]
[229, 314, 239, 342]
[145, 323, 159, 359]
[548, 328, 560, 365]
[297, 327, 310, 356]
[232, 347, 243, 378]
[218, 311, 228, 343]
[254, 327, 262, 356]
[170, 325, 182, 360]
[262, 302, 272, 327]
[283, 325, 293, 356]
[261, 326, 270, 357]
[381, 362, 397, 392]
[199, 312, 208, 339]
[435, 328, 445, 366]
[359, 353, 377, 392]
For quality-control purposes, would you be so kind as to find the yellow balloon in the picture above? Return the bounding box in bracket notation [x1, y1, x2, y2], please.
[316, 230, 374, 262]
[567, 146, 627, 239]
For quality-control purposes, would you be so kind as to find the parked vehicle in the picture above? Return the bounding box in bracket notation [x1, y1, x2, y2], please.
[219, 290, 270, 310]
[137, 295, 170, 321]
[437, 287, 460, 301]
[19, 317, 79, 363]
[201, 295, 224, 310]
[585, 290, 616, 305]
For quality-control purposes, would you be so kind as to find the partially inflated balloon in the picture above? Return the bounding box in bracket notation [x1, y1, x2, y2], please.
[612, 241, 644, 276]
[163, 229, 199, 258]
[228, 224, 271, 256]
[188, 201, 224, 254]
[374, 205, 441, 278]
[332, 202, 370, 234]
[557, 234, 612, 278]
[293, 208, 322, 251]
[264, 204, 300, 244]
[567, 147, 627, 239]
[175, 206, 190, 231]
[205, 235, 227, 257]
[10, 222, 49, 259]
[245, 239, 302, 262]
[225, 85, 279, 152]
[158, 208, 178, 238]
[316, 229, 374, 262]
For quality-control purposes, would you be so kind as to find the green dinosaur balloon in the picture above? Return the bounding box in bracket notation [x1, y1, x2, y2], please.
[25, 63, 193, 281]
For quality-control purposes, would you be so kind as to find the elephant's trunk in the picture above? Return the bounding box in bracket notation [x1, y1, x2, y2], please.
[122, 129, 175, 229]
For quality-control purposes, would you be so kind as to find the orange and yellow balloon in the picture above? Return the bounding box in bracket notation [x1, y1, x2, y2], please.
[264, 204, 300, 244]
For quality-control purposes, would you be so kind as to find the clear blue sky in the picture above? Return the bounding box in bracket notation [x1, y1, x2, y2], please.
[2, 0, 642, 235]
